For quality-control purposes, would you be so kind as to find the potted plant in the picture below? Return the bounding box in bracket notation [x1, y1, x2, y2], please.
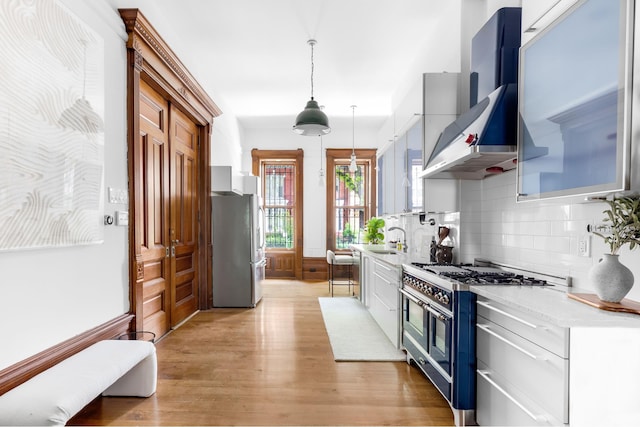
[363, 217, 385, 246]
[590, 195, 640, 302]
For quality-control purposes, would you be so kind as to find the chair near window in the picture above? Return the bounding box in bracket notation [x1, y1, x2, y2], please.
[326, 250, 354, 297]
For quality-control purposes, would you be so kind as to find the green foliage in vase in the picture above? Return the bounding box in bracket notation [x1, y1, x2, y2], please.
[593, 196, 640, 255]
[364, 217, 385, 244]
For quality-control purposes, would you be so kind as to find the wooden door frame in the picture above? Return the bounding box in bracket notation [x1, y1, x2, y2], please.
[251, 149, 304, 280]
[325, 149, 377, 253]
[120, 10, 221, 331]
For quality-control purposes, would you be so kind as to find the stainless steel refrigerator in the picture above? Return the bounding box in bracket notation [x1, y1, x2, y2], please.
[211, 194, 265, 307]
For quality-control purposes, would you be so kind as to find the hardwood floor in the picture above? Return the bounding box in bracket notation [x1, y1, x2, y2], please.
[70, 280, 454, 426]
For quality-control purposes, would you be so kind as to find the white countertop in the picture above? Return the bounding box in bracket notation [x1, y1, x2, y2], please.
[471, 284, 640, 328]
[350, 244, 640, 328]
[349, 244, 410, 267]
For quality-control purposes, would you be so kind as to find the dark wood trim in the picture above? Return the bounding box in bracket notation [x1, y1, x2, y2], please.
[302, 257, 328, 281]
[325, 149, 377, 253]
[0, 314, 132, 396]
[251, 149, 304, 280]
[201, 123, 213, 309]
[119, 8, 221, 327]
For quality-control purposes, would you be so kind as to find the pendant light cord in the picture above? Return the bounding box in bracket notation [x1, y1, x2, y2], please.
[351, 105, 356, 154]
[309, 40, 315, 100]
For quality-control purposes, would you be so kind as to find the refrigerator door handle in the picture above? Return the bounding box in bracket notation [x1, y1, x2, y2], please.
[252, 259, 267, 267]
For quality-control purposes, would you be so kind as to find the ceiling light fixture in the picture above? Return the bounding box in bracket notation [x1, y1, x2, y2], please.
[349, 105, 357, 173]
[293, 39, 330, 136]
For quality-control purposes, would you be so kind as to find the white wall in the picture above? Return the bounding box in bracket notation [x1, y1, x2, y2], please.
[0, 0, 129, 370]
[211, 110, 244, 171]
[242, 123, 380, 258]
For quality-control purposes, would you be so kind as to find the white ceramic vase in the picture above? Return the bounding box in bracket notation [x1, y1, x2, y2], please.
[589, 254, 635, 303]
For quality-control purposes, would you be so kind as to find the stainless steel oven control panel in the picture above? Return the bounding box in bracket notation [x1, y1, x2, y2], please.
[402, 272, 452, 311]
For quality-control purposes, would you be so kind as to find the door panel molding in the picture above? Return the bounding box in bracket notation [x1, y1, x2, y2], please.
[120, 10, 221, 336]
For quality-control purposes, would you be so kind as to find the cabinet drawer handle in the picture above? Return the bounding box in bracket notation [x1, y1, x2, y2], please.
[477, 300, 540, 329]
[373, 272, 394, 286]
[477, 369, 547, 423]
[375, 262, 393, 272]
[477, 324, 546, 361]
[374, 293, 395, 311]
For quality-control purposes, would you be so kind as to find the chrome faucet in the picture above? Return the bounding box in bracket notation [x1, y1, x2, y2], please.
[388, 226, 407, 253]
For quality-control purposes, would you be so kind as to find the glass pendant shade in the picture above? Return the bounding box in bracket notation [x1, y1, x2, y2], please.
[349, 153, 357, 172]
[293, 98, 330, 136]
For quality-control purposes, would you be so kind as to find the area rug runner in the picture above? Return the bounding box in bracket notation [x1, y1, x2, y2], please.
[318, 297, 406, 361]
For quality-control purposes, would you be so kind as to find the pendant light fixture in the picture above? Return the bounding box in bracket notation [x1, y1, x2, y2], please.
[349, 105, 357, 173]
[293, 39, 330, 136]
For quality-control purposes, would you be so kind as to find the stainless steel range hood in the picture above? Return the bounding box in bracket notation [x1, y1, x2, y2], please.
[420, 84, 518, 180]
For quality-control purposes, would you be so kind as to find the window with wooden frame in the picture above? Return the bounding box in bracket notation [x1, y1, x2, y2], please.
[263, 163, 296, 249]
[326, 149, 377, 253]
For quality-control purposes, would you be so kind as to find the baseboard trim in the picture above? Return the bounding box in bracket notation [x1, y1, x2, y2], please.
[0, 313, 133, 396]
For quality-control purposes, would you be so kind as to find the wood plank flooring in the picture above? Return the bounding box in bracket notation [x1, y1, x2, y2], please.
[70, 280, 454, 426]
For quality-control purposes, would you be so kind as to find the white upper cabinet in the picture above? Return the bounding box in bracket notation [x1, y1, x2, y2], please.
[517, 0, 637, 202]
[521, 0, 579, 44]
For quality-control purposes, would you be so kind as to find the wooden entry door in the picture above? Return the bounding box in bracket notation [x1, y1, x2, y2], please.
[251, 149, 304, 280]
[168, 106, 199, 326]
[138, 80, 199, 338]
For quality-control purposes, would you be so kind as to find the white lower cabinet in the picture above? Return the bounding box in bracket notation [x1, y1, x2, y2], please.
[360, 253, 372, 309]
[368, 258, 401, 348]
[476, 296, 569, 426]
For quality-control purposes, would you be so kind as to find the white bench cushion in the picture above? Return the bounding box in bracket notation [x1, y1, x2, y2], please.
[0, 340, 157, 426]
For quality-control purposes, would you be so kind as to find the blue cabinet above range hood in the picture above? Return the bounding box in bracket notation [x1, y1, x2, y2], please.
[421, 7, 521, 180]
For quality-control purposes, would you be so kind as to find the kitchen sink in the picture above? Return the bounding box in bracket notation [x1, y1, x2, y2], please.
[368, 249, 397, 255]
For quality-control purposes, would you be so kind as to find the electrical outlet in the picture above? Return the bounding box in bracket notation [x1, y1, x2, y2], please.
[578, 234, 591, 257]
[115, 210, 129, 226]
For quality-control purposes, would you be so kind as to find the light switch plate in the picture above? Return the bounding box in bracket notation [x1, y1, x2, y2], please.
[108, 187, 129, 204]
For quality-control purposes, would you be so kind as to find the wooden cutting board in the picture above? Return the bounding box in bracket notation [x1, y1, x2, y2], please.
[568, 293, 640, 315]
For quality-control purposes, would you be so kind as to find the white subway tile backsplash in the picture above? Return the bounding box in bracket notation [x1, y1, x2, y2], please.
[532, 235, 571, 253]
[459, 170, 640, 300]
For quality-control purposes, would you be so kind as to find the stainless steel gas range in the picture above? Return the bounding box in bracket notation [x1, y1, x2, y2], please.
[400, 261, 554, 427]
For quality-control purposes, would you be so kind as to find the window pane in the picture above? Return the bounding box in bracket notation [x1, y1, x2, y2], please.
[411, 159, 423, 211]
[265, 207, 294, 248]
[264, 164, 295, 249]
[334, 164, 366, 249]
[335, 207, 365, 249]
[335, 165, 364, 203]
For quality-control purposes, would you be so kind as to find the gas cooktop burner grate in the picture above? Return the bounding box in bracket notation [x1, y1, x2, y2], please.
[410, 262, 548, 286]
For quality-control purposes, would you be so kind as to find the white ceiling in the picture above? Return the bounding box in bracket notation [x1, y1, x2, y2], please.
[108, 0, 461, 133]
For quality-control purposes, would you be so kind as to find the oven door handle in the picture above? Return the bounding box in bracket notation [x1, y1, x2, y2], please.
[399, 288, 423, 306]
[400, 289, 448, 322]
